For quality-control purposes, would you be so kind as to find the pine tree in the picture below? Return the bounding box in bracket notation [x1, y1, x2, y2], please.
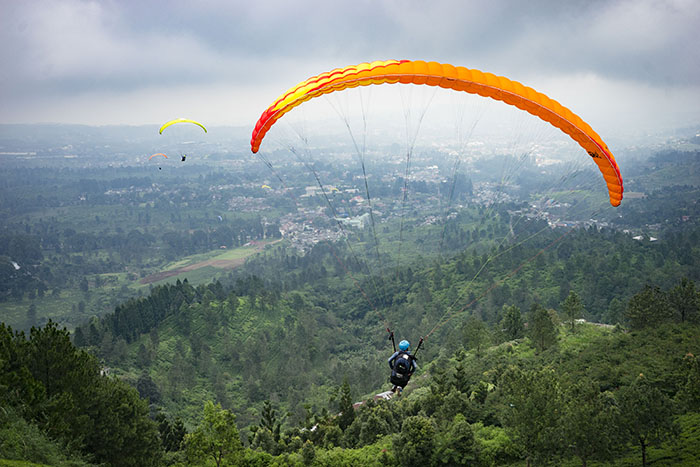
[260, 399, 282, 442]
[502, 304, 524, 340]
[625, 285, 673, 330]
[463, 315, 490, 356]
[562, 290, 584, 332]
[669, 278, 699, 323]
[528, 303, 558, 351]
[337, 379, 355, 431]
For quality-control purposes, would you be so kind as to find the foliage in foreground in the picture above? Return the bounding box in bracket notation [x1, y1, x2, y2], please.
[2, 287, 700, 466]
[0, 321, 162, 466]
[169, 319, 699, 466]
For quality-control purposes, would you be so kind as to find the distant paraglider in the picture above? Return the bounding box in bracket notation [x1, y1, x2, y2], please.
[149, 153, 168, 170]
[159, 118, 207, 134]
[158, 118, 207, 163]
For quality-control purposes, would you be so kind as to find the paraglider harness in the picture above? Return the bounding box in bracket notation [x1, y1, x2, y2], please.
[387, 328, 423, 389]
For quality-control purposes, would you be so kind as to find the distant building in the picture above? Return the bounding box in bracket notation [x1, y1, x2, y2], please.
[304, 186, 320, 197]
[303, 186, 339, 197]
[336, 213, 371, 228]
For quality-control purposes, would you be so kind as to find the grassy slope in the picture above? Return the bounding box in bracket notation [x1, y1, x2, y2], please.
[0, 242, 275, 331]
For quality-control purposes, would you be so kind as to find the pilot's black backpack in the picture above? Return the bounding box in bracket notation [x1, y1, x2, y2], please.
[390, 352, 413, 387]
[395, 352, 412, 375]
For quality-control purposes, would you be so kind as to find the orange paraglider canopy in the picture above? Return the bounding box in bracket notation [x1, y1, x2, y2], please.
[250, 60, 623, 206]
[149, 153, 168, 160]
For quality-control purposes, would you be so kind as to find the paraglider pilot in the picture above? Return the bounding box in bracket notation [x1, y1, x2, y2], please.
[181, 154, 186, 162]
[388, 339, 418, 395]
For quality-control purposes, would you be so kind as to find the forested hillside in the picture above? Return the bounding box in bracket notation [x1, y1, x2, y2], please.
[2, 147, 700, 466]
[0, 162, 282, 330]
[3, 275, 699, 466]
[63, 212, 698, 421]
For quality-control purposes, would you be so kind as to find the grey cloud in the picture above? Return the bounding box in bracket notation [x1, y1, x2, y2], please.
[3, 0, 699, 89]
[0, 0, 697, 127]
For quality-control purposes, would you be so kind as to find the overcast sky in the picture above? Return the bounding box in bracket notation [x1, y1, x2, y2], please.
[1, 0, 698, 137]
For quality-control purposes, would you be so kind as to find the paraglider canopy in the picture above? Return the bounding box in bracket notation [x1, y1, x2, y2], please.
[148, 153, 168, 160]
[159, 118, 207, 134]
[250, 60, 623, 206]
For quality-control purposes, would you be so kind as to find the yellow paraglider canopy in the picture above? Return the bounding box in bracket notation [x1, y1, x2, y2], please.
[159, 118, 207, 134]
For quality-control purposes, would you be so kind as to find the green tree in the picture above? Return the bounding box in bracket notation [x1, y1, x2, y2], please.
[393, 415, 436, 467]
[301, 439, 315, 465]
[500, 367, 563, 466]
[625, 285, 673, 330]
[250, 399, 284, 455]
[0, 406, 89, 466]
[72, 327, 86, 348]
[669, 278, 699, 323]
[156, 412, 186, 452]
[562, 290, 584, 332]
[260, 399, 282, 442]
[604, 297, 625, 324]
[560, 379, 623, 467]
[528, 303, 558, 352]
[5, 321, 162, 466]
[433, 413, 476, 466]
[619, 374, 678, 467]
[358, 410, 391, 446]
[184, 401, 243, 467]
[136, 371, 161, 404]
[337, 379, 356, 431]
[0, 323, 44, 410]
[137, 342, 151, 368]
[83, 378, 163, 466]
[463, 315, 490, 356]
[502, 304, 524, 340]
[343, 401, 399, 448]
[250, 424, 279, 455]
[676, 352, 700, 412]
[26, 303, 37, 329]
[149, 327, 160, 349]
[26, 321, 94, 401]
